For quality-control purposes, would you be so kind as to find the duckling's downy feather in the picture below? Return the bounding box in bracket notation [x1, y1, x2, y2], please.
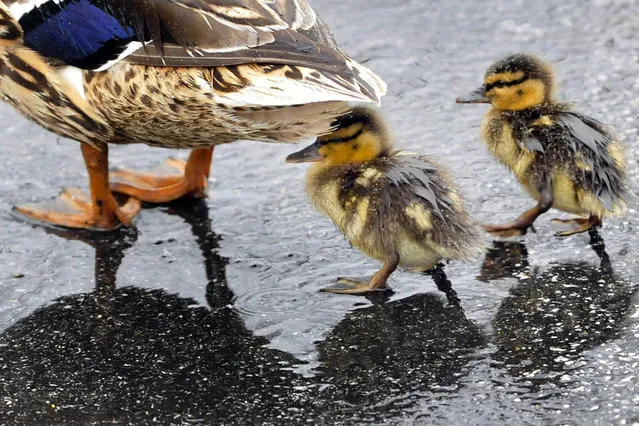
[307, 152, 486, 265]
[495, 104, 629, 214]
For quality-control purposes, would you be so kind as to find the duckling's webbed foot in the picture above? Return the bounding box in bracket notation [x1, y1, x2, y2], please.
[110, 148, 213, 203]
[554, 215, 601, 237]
[484, 186, 553, 238]
[483, 221, 535, 238]
[321, 277, 390, 294]
[321, 252, 399, 295]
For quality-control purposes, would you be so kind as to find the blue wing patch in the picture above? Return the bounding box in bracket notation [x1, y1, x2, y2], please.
[19, 0, 137, 70]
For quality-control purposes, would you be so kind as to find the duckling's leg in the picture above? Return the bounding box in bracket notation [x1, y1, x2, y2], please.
[428, 263, 461, 306]
[484, 186, 553, 238]
[110, 148, 214, 203]
[555, 215, 601, 237]
[321, 252, 400, 294]
[14, 143, 141, 230]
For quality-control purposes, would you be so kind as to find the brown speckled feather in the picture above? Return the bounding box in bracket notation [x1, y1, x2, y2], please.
[0, 49, 112, 145]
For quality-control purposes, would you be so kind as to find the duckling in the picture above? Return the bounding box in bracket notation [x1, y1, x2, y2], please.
[457, 53, 629, 237]
[286, 108, 485, 299]
[0, 0, 385, 230]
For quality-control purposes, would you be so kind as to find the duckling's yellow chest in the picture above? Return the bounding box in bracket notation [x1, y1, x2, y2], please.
[305, 164, 388, 259]
[481, 111, 537, 187]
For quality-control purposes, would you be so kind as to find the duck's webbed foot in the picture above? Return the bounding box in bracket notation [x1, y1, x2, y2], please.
[110, 148, 213, 203]
[14, 143, 141, 231]
[15, 187, 140, 231]
[553, 215, 601, 237]
[321, 252, 399, 295]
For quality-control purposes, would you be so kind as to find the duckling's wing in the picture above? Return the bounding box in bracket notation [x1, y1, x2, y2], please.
[554, 112, 612, 155]
[381, 154, 485, 259]
[531, 111, 625, 210]
[557, 112, 626, 210]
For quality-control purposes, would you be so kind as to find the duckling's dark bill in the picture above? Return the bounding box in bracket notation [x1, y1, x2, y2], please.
[286, 141, 323, 163]
[456, 87, 490, 103]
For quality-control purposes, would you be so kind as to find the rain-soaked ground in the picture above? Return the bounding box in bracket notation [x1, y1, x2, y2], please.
[0, 0, 638, 424]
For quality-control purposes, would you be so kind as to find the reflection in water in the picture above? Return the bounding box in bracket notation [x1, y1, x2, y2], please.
[485, 233, 633, 386]
[476, 241, 530, 283]
[0, 201, 308, 424]
[43, 225, 139, 295]
[12, 202, 629, 422]
[315, 293, 485, 418]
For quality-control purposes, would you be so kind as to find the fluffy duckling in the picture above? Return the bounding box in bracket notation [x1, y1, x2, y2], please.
[286, 108, 485, 300]
[457, 53, 629, 237]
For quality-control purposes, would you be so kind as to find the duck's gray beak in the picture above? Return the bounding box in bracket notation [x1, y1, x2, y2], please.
[456, 86, 490, 103]
[286, 140, 323, 163]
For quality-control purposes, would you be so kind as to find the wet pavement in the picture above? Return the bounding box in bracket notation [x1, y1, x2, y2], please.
[0, 0, 638, 424]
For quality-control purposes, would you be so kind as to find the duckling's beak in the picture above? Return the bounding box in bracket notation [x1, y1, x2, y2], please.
[456, 86, 490, 104]
[286, 140, 323, 163]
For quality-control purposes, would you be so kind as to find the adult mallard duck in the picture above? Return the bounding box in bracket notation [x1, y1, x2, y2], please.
[0, 0, 386, 230]
[457, 53, 629, 237]
[286, 107, 485, 301]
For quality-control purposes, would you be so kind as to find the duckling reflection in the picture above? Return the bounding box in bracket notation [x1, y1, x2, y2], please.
[315, 293, 485, 413]
[0, 200, 309, 424]
[476, 241, 530, 283]
[485, 234, 633, 386]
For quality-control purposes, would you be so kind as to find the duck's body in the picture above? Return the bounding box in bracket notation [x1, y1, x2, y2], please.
[83, 63, 356, 148]
[457, 54, 628, 237]
[287, 108, 485, 299]
[0, 0, 385, 230]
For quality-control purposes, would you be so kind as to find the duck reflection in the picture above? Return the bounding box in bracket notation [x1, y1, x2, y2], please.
[0, 200, 307, 424]
[484, 232, 633, 386]
[315, 293, 485, 414]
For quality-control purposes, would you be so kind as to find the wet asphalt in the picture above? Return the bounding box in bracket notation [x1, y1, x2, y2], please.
[0, 0, 638, 424]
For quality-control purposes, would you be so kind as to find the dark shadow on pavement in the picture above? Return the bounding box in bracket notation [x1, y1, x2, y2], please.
[0, 200, 312, 424]
[483, 232, 634, 389]
[314, 292, 486, 421]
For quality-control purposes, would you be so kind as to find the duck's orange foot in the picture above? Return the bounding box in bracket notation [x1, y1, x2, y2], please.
[14, 187, 141, 231]
[110, 148, 213, 204]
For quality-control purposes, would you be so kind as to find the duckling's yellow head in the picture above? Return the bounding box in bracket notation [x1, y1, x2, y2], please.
[456, 54, 555, 111]
[286, 108, 392, 166]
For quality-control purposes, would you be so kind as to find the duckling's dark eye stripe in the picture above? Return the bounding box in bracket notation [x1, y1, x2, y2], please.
[321, 127, 364, 145]
[485, 76, 528, 92]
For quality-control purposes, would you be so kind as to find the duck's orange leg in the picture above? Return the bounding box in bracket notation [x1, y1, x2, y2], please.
[15, 143, 141, 231]
[110, 147, 213, 203]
